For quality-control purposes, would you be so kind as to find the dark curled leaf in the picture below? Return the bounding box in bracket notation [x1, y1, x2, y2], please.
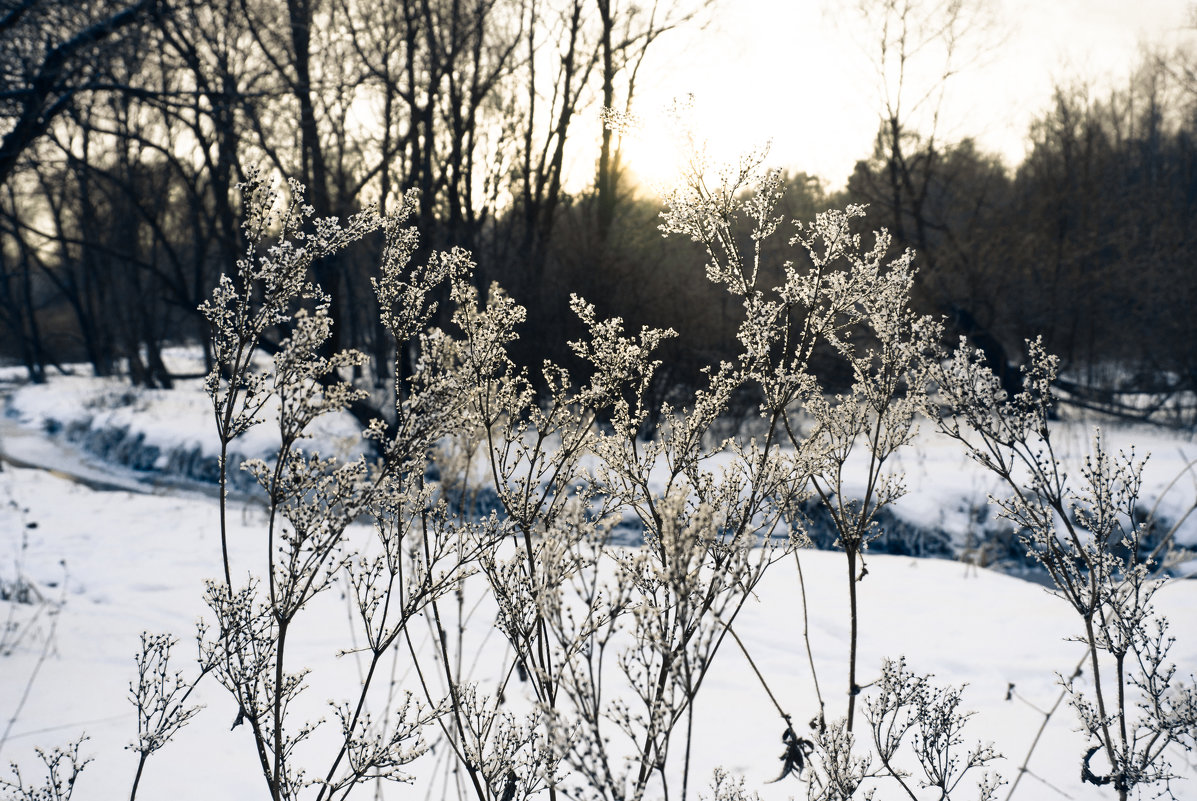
[768, 726, 814, 783]
[499, 769, 517, 801]
[1081, 746, 1112, 786]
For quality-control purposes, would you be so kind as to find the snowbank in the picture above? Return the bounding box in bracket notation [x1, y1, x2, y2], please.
[3, 351, 1197, 564]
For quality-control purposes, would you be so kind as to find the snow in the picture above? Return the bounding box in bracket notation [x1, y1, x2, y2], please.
[8, 355, 1197, 551]
[3, 349, 369, 495]
[2, 463, 1195, 799]
[1, 362, 1196, 799]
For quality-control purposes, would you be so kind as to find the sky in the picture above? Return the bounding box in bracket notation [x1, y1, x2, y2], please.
[606, 0, 1195, 192]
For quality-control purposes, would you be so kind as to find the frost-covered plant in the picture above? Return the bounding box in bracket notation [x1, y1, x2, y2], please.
[126, 633, 209, 800]
[865, 658, 1002, 800]
[660, 148, 941, 732]
[189, 171, 501, 801]
[0, 735, 90, 801]
[199, 166, 389, 589]
[802, 658, 1001, 801]
[451, 258, 785, 799]
[701, 767, 762, 801]
[932, 338, 1197, 799]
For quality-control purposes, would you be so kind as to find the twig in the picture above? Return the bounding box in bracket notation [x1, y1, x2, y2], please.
[0, 714, 127, 742]
[1004, 652, 1086, 801]
[1144, 454, 1197, 570]
[727, 624, 789, 724]
[1017, 767, 1075, 799]
[794, 548, 825, 722]
[0, 592, 61, 757]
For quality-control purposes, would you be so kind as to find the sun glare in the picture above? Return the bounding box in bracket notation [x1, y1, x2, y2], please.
[613, 99, 765, 199]
[618, 130, 685, 197]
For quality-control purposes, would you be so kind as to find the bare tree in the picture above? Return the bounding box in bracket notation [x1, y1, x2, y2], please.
[0, 0, 161, 381]
[847, 0, 1015, 391]
[0, 0, 159, 187]
[593, 0, 711, 240]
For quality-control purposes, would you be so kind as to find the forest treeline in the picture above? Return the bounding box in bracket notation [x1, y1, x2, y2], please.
[2, 0, 1197, 426]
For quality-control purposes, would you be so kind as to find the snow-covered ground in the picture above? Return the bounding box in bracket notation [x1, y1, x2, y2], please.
[1, 348, 367, 496]
[6, 350, 1197, 561]
[1, 359, 1196, 799]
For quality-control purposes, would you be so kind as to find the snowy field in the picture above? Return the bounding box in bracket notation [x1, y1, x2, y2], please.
[1, 356, 1196, 799]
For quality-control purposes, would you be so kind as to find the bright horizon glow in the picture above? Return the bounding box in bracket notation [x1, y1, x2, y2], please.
[588, 0, 1195, 196]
